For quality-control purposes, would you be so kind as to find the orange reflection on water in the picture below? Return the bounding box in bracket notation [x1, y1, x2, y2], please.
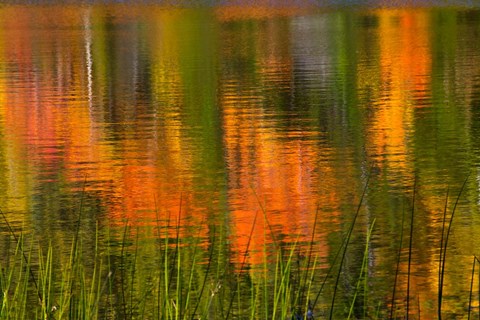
[359, 9, 473, 318]
[0, 6, 477, 317]
[215, 5, 311, 22]
[222, 103, 337, 267]
[0, 5, 345, 270]
[221, 33, 340, 266]
[361, 9, 430, 183]
[214, 0, 321, 22]
[0, 6, 210, 241]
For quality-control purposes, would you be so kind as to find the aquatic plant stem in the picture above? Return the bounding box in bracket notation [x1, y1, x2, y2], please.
[0, 209, 43, 305]
[68, 176, 87, 317]
[169, 193, 182, 293]
[225, 210, 258, 319]
[328, 173, 370, 319]
[249, 185, 281, 257]
[298, 205, 319, 315]
[120, 221, 129, 318]
[129, 227, 140, 319]
[192, 225, 215, 318]
[311, 223, 347, 310]
[439, 174, 470, 319]
[406, 179, 416, 319]
[181, 217, 204, 319]
[347, 218, 375, 319]
[467, 256, 479, 320]
[437, 188, 449, 319]
[154, 195, 161, 319]
[389, 203, 406, 319]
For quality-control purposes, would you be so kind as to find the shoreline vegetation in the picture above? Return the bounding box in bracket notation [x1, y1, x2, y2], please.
[0, 180, 477, 319]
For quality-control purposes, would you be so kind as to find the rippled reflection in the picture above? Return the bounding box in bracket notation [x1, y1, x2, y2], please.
[0, 4, 480, 318]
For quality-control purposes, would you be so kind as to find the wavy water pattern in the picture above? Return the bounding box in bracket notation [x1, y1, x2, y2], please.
[0, 4, 479, 317]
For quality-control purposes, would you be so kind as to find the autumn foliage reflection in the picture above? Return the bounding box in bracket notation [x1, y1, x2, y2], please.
[0, 5, 479, 317]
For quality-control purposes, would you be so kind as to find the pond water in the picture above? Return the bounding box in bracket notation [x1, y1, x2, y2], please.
[0, 2, 480, 318]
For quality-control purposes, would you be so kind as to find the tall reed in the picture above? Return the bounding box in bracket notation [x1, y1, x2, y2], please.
[0, 178, 476, 319]
[438, 175, 469, 319]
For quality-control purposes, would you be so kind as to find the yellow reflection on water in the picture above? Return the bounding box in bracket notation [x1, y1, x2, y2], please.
[0, 5, 477, 317]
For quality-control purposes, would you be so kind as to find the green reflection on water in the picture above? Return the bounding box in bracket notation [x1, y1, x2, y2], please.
[0, 4, 479, 318]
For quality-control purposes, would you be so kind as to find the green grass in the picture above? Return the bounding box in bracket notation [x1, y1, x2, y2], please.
[0, 179, 476, 319]
[0, 211, 361, 319]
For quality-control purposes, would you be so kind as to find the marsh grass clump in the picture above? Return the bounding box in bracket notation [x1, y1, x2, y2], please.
[0, 212, 359, 319]
[0, 178, 476, 319]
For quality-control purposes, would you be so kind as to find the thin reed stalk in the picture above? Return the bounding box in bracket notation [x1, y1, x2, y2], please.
[347, 218, 375, 319]
[406, 179, 416, 319]
[192, 225, 215, 318]
[0, 209, 42, 305]
[272, 234, 300, 319]
[468, 256, 479, 320]
[439, 175, 469, 319]
[1, 181, 477, 319]
[311, 224, 348, 310]
[129, 227, 140, 319]
[390, 203, 406, 319]
[250, 185, 282, 262]
[182, 218, 205, 319]
[296, 205, 319, 318]
[438, 188, 449, 319]
[328, 173, 370, 319]
[225, 210, 258, 319]
[120, 221, 130, 318]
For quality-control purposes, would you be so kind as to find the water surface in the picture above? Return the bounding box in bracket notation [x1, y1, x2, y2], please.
[0, 3, 480, 318]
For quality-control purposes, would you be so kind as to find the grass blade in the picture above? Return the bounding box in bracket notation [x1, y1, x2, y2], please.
[328, 172, 370, 319]
[225, 210, 258, 319]
[0, 209, 42, 305]
[390, 202, 406, 319]
[468, 256, 478, 320]
[439, 174, 470, 318]
[406, 178, 416, 319]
